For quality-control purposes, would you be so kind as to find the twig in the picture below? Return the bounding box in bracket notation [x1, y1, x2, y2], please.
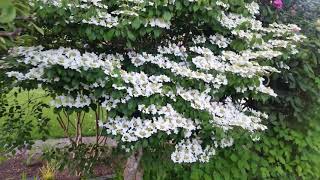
[0, 28, 22, 37]
[57, 113, 75, 144]
[75, 112, 83, 146]
[63, 109, 76, 129]
[15, 16, 34, 20]
[95, 105, 100, 145]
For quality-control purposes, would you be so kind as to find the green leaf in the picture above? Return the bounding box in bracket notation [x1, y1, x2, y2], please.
[0, 37, 5, 43]
[31, 22, 44, 35]
[204, 174, 211, 180]
[132, 18, 141, 29]
[163, 11, 172, 21]
[103, 30, 114, 41]
[127, 30, 136, 41]
[230, 154, 238, 162]
[0, 0, 11, 9]
[0, 5, 16, 23]
[190, 168, 201, 180]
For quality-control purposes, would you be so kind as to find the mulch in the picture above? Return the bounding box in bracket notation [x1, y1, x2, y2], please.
[0, 154, 116, 180]
[0, 154, 42, 180]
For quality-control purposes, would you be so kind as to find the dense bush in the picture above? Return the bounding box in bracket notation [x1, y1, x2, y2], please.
[2, 0, 319, 178]
[141, 1, 320, 179]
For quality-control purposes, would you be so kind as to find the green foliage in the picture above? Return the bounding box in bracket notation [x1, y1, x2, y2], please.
[0, 0, 44, 52]
[0, 88, 50, 154]
[0, 0, 16, 24]
[1, 0, 319, 178]
[141, 113, 320, 179]
[31, 0, 254, 50]
[0, 64, 51, 153]
[139, 2, 320, 179]
[43, 143, 112, 177]
[0, 0, 46, 155]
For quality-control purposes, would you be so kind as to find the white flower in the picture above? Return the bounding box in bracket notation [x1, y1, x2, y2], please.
[171, 139, 216, 163]
[209, 34, 231, 48]
[220, 137, 234, 148]
[216, 1, 230, 10]
[245, 2, 260, 16]
[148, 18, 171, 29]
[50, 94, 92, 108]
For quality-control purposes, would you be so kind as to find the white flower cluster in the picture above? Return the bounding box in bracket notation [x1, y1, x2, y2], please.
[254, 38, 303, 56]
[171, 139, 216, 163]
[37, 0, 63, 7]
[190, 48, 280, 80]
[192, 35, 207, 44]
[128, 52, 228, 88]
[216, 1, 230, 10]
[176, 87, 268, 132]
[139, 104, 198, 136]
[219, 12, 250, 30]
[102, 104, 197, 142]
[210, 99, 268, 132]
[81, 11, 119, 28]
[157, 42, 188, 59]
[117, 71, 171, 97]
[221, 50, 280, 78]
[9, 46, 121, 74]
[6, 47, 126, 108]
[37, 0, 183, 30]
[50, 94, 92, 108]
[255, 78, 278, 97]
[189, 34, 231, 48]
[245, 2, 260, 16]
[80, 0, 107, 9]
[209, 34, 231, 48]
[231, 29, 263, 42]
[219, 137, 234, 148]
[211, 135, 235, 148]
[38, 0, 140, 28]
[148, 33, 288, 85]
[219, 10, 306, 46]
[148, 18, 171, 29]
[6, 47, 123, 90]
[100, 94, 131, 111]
[268, 23, 302, 34]
[6, 67, 45, 82]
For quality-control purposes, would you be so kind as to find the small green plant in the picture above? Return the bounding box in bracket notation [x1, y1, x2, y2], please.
[0, 155, 7, 164]
[21, 172, 27, 180]
[0, 88, 50, 154]
[43, 143, 112, 177]
[40, 162, 56, 180]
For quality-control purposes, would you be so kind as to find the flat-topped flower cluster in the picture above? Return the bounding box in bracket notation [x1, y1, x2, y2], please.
[7, 0, 305, 163]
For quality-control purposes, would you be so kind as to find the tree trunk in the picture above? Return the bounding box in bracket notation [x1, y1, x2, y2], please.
[123, 148, 143, 180]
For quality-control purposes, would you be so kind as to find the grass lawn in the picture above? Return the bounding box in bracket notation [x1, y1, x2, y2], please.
[2, 89, 97, 139]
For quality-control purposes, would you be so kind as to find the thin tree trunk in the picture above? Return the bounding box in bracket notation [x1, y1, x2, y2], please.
[95, 106, 100, 145]
[76, 112, 82, 146]
[123, 148, 143, 180]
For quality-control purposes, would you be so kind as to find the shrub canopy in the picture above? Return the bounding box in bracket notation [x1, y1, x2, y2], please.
[4, 0, 306, 163]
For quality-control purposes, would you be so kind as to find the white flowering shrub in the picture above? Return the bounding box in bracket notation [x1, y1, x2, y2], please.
[5, 0, 305, 164]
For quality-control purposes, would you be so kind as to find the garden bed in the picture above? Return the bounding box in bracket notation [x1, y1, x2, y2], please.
[0, 137, 119, 179]
[0, 154, 115, 179]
